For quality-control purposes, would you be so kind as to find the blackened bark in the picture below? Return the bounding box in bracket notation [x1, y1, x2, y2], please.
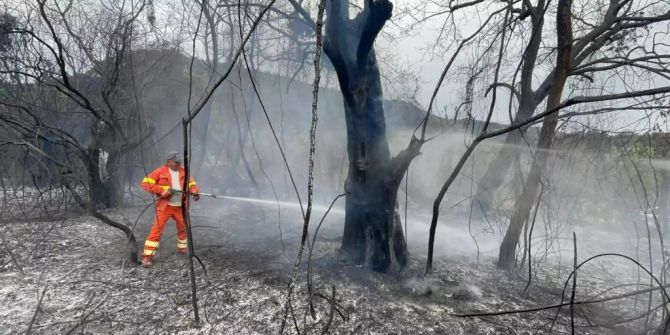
[86, 148, 123, 208]
[338, 51, 409, 272]
[85, 120, 153, 208]
[85, 125, 128, 209]
[498, 0, 573, 271]
[325, 0, 416, 272]
[35, 138, 57, 187]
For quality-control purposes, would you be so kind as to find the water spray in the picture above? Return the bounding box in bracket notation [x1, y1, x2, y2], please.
[174, 190, 345, 214]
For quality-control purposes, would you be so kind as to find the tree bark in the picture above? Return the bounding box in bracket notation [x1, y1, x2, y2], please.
[85, 122, 151, 209]
[324, 0, 417, 272]
[86, 147, 123, 208]
[498, 0, 573, 271]
[338, 59, 408, 271]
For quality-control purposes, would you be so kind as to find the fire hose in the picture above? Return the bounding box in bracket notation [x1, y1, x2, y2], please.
[174, 189, 222, 198]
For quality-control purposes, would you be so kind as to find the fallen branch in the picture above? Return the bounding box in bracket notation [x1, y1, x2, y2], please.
[0, 229, 25, 277]
[456, 253, 670, 332]
[310, 292, 348, 321]
[62, 179, 139, 264]
[453, 284, 669, 317]
[307, 193, 348, 296]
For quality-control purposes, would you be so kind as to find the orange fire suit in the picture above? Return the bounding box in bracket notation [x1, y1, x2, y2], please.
[141, 165, 199, 258]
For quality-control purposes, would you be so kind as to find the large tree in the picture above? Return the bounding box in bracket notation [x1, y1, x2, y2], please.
[476, 0, 670, 212]
[497, 0, 670, 270]
[498, 0, 573, 270]
[320, 0, 423, 272]
[421, 0, 670, 273]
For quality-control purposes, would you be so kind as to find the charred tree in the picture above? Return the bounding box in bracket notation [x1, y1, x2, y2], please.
[323, 0, 421, 272]
[498, 0, 573, 271]
[86, 148, 116, 208]
[35, 0, 150, 209]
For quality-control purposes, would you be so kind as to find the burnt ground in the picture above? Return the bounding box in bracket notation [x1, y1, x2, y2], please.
[0, 200, 666, 334]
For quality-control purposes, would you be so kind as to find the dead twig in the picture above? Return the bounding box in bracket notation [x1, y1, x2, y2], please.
[0, 229, 25, 277]
[25, 285, 48, 335]
[450, 253, 670, 332]
[523, 183, 544, 293]
[454, 284, 669, 318]
[458, 253, 670, 334]
[320, 286, 336, 335]
[570, 232, 577, 334]
[279, 0, 326, 333]
[62, 178, 138, 264]
[307, 193, 347, 296]
[64, 291, 110, 335]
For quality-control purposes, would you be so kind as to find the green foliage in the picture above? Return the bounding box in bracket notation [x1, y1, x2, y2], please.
[614, 132, 670, 160]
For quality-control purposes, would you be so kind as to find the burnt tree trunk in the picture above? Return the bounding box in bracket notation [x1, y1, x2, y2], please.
[86, 147, 124, 208]
[85, 121, 151, 209]
[498, 0, 573, 271]
[324, 0, 420, 273]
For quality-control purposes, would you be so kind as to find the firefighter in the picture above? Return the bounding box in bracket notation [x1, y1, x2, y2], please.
[140, 151, 200, 267]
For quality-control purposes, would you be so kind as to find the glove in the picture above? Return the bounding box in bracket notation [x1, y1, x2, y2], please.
[160, 188, 174, 198]
[193, 193, 200, 201]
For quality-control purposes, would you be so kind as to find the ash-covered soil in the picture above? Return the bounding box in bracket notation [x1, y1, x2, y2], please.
[0, 201, 662, 334]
